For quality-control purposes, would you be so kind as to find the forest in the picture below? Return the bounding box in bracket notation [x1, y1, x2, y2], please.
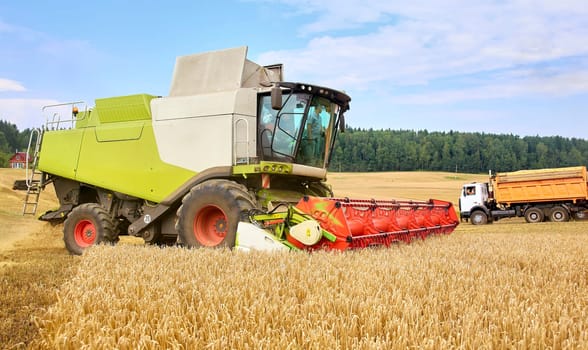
[1, 120, 587, 172]
[0, 120, 32, 167]
[330, 128, 588, 173]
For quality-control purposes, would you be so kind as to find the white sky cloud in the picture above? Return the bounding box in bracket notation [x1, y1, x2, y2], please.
[390, 69, 588, 105]
[258, 0, 588, 102]
[0, 98, 61, 130]
[0, 78, 26, 92]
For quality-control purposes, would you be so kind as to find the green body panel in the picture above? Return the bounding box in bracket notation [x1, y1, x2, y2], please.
[95, 94, 155, 124]
[94, 122, 144, 141]
[75, 122, 195, 202]
[74, 110, 91, 128]
[38, 128, 84, 180]
[38, 94, 197, 203]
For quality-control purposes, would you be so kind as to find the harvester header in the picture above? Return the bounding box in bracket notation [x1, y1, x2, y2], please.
[240, 196, 459, 252]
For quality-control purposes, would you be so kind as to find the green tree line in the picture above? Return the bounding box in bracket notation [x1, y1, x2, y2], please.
[0, 120, 32, 167]
[330, 128, 588, 173]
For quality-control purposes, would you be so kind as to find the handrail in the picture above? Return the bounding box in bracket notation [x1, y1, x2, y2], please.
[25, 128, 42, 188]
[42, 101, 86, 130]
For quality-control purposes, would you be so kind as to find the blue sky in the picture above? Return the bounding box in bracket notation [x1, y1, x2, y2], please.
[1, 0, 587, 139]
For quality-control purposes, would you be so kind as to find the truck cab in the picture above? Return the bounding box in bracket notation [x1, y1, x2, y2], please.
[459, 182, 491, 224]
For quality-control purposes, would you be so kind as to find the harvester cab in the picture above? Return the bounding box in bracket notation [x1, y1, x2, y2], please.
[258, 82, 348, 170]
[24, 46, 458, 255]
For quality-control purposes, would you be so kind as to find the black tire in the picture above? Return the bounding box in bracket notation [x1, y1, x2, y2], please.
[524, 207, 544, 223]
[470, 211, 488, 225]
[549, 206, 570, 222]
[306, 181, 334, 197]
[63, 203, 117, 255]
[175, 180, 256, 248]
[573, 210, 587, 220]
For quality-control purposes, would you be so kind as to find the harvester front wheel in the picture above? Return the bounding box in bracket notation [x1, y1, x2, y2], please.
[306, 181, 334, 197]
[470, 211, 488, 225]
[176, 180, 256, 248]
[524, 207, 544, 223]
[63, 203, 117, 255]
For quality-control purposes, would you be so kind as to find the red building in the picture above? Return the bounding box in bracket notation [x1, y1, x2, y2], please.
[8, 151, 31, 169]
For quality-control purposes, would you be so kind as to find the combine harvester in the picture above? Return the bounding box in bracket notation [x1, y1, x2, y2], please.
[23, 47, 459, 254]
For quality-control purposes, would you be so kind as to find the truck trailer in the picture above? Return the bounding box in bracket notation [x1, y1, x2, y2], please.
[459, 166, 588, 225]
[23, 46, 459, 254]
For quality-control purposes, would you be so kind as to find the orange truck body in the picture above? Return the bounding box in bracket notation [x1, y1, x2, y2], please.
[492, 166, 588, 205]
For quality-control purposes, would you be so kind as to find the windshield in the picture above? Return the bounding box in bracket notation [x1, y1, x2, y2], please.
[258, 91, 343, 168]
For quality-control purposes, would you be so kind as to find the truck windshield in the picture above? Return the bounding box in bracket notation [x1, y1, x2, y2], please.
[258, 91, 342, 168]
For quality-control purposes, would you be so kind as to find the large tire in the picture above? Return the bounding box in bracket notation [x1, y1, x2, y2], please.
[63, 203, 117, 255]
[470, 210, 488, 225]
[306, 181, 334, 197]
[176, 180, 256, 248]
[574, 210, 587, 220]
[549, 206, 570, 222]
[524, 207, 544, 223]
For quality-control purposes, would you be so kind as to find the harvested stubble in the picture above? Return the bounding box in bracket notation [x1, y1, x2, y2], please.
[31, 227, 588, 350]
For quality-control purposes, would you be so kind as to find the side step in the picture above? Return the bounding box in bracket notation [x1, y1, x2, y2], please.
[23, 180, 42, 215]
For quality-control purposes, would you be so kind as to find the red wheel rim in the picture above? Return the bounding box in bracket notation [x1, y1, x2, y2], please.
[193, 205, 228, 246]
[74, 219, 97, 247]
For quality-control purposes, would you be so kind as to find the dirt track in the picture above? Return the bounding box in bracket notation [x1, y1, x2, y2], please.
[0, 169, 76, 348]
[0, 169, 58, 253]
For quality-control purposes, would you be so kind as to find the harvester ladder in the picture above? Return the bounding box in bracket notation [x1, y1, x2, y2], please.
[22, 128, 44, 216]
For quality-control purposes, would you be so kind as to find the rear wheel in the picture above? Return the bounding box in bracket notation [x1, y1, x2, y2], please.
[470, 211, 488, 225]
[573, 210, 587, 220]
[63, 203, 117, 255]
[549, 206, 569, 222]
[176, 180, 256, 248]
[524, 207, 544, 223]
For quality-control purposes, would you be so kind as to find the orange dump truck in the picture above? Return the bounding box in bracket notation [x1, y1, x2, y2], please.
[459, 166, 588, 224]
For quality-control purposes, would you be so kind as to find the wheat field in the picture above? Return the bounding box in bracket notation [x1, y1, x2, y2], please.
[1, 169, 587, 349]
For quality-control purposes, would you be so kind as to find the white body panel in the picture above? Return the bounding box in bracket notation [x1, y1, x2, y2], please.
[289, 220, 322, 246]
[151, 89, 257, 171]
[169, 46, 282, 97]
[235, 222, 289, 252]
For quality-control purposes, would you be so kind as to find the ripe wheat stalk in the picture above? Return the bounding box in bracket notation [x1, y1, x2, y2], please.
[31, 230, 588, 349]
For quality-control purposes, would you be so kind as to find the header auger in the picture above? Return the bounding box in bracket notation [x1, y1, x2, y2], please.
[23, 46, 458, 254]
[239, 196, 459, 252]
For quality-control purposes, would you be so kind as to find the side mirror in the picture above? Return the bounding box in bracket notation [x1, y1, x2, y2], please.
[339, 113, 345, 132]
[271, 86, 282, 110]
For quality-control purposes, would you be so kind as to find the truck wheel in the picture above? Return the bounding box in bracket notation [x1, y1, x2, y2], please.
[470, 211, 488, 225]
[524, 207, 544, 223]
[63, 203, 117, 255]
[176, 180, 256, 248]
[549, 206, 569, 222]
